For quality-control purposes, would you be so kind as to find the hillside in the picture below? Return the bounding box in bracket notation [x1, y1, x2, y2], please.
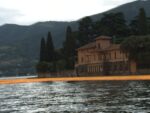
[0, 0, 150, 76]
[0, 21, 78, 76]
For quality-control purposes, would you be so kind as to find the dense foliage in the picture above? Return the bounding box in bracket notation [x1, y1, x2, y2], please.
[78, 17, 95, 46]
[40, 37, 46, 62]
[37, 8, 150, 73]
[37, 32, 56, 73]
[130, 8, 149, 35]
[121, 35, 150, 68]
[37, 26, 77, 73]
[63, 26, 76, 70]
[120, 8, 150, 69]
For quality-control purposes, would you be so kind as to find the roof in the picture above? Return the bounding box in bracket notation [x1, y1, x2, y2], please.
[95, 36, 112, 40]
[77, 42, 96, 50]
[97, 44, 120, 51]
[77, 35, 119, 51]
[77, 43, 120, 51]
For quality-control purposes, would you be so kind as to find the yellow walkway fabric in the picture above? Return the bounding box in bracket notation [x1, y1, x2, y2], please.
[0, 75, 150, 84]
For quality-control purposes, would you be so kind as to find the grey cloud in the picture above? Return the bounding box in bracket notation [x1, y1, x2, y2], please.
[0, 7, 23, 25]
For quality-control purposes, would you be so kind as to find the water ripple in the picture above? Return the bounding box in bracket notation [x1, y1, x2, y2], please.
[0, 81, 150, 113]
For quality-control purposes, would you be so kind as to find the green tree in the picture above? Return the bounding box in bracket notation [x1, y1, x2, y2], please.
[121, 35, 150, 68]
[40, 37, 46, 62]
[63, 26, 76, 69]
[45, 32, 57, 72]
[98, 12, 129, 38]
[78, 17, 94, 46]
[130, 8, 148, 35]
[138, 8, 148, 35]
[37, 32, 57, 73]
[147, 17, 150, 34]
[129, 17, 138, 35]
[46, 32, 55, 62]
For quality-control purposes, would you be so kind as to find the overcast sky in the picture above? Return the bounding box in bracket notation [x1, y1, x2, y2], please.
[0, 0, 135, 25]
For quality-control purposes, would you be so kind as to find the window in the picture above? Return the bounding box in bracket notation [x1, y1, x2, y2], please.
[104, 54, 106, 60]
[98, 43, 101, 48]
[120, 51, 122, 54]
[114, 51, 116, 59]
[125, 53, 128, 58]
[81, 57, 84, 63]
[109, 53, 111, 59]
[94, 55, 96, 60]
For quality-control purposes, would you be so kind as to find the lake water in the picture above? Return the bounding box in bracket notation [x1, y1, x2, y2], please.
[0, 81, 150, 113]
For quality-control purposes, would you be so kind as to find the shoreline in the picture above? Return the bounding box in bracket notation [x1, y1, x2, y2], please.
[0, 75, 150, 84]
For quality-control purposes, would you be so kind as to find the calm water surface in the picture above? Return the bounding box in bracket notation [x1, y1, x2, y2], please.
[0, 81, 150, 113]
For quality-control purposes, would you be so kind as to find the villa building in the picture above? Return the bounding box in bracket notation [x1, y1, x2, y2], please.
[75, 36, 137, 76]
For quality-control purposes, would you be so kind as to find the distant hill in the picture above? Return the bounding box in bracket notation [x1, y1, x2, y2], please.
[0, 0, 150, 76]
[0, 21, 77, 47]
[0, 21, 78, 76]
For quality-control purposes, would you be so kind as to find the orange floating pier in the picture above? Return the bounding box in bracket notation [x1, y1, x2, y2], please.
[0, 75, 150, 84]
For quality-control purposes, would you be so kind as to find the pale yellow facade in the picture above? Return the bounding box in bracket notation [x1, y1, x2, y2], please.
[75, 36, 137, 76]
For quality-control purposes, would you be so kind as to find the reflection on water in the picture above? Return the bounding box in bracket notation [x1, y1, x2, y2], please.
[0, 81, 150, 113]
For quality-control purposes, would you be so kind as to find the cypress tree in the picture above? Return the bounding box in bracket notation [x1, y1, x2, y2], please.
[63, 26, 76, 69]
[40, 37, 46, 62]
[46, 32, 55, 62]
[45, 31, 57, 72]
[147, 17, 150, 34]
[130, 18, 138, 35]
[138, 8, 148, 35]
[64, 26, 72, 56]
